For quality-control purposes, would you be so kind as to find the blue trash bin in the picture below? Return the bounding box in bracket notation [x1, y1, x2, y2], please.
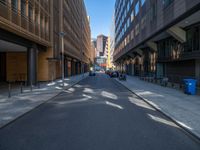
[183, 79, 197, 95]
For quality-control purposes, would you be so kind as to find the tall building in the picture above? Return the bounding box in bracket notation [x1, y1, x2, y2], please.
[114, 0, 200, 84]
[105, 36, 112, 69]
[0, 0, 91, 85]
[91, 39, 96, 64]
[96, 34, 108, 57]
[110, 12, 115, 69]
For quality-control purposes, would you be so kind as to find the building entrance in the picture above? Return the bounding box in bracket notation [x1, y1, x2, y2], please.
[134, 57, 141, 76]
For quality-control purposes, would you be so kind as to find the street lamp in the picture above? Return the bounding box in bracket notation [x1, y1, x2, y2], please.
[59, 32, 66, 88]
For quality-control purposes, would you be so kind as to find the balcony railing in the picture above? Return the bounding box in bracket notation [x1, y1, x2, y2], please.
[0, 2, 50, 43]
[35, 22, 39, 36]
[45, 32, 49, 41]
[21, 15, 28, 30]
[29, 20, 34, 34]
[11, 10, 19, 25]
[0, 2, 9, 19]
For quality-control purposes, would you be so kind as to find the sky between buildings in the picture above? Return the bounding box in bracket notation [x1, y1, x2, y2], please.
[84, 0, 115, 38]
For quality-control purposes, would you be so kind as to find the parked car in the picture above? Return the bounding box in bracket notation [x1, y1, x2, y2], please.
[106, 70, 112, 76]
[89, 71, 96, 76]
[110, 71, 119, 78]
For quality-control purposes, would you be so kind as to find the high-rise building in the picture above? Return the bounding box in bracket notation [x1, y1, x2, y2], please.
[0, 0, 91, 84]
[105, 36, 112, 69]
[110, 12, 115, 69]
[96, 34, 108, 57]
[91, 39, 97, 64]
[114, 0, 200, 84]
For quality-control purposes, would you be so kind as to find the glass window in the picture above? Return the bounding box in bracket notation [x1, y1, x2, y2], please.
[21, 0, 26, 17]
[150, 3, 157, 21]
[135, 1, 139, 16]
[131, 0, 134, 4]
[11, 0, 18, 12]
[186, 27, 200, 52]
[135, 24, 140, 35]
[127, 2, 129, 13]
[141, 15, 146, 29]
[141, 0, 146, 6]
[131, 29, 134, 40]
[163, 0, 174, 8]
[29, 5, 33, 21]
[131, 10, 134, 22]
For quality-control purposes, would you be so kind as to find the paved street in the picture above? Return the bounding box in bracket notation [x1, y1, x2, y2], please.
[0, 73, 200, 150]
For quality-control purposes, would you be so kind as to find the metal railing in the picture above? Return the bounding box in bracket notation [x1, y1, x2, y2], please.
[0, 81, 41, 98]
[0, 1, 49, 42]
[140, 74, 200, 94]
[0, 2, 9, 19]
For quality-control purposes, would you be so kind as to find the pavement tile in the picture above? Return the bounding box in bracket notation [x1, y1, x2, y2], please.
[115, 75, 200, 138]
[0, 73, 88, 128]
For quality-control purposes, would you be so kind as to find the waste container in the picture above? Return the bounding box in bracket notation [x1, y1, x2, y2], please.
[183, 79, 197, 95]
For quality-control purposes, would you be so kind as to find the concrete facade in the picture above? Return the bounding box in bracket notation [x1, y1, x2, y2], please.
[114, 0, 200, 86]
[96, 35, 108, 57]
[0, 0, 91, 84]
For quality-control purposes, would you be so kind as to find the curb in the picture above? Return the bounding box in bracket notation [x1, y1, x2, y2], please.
[114, 78, 200, 144]
[0, 75, 88, 130]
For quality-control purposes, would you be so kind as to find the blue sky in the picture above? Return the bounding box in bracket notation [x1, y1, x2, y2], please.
[84, 0, 115, 39]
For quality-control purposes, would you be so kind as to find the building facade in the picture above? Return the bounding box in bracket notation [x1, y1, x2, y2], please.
[110, 13, 115, 69]
[0, 0, 91, 85]
[105, 36, 112, 69]
[114, 0, 200, 85]
[96, 34, 108, 57]
[91, 39, 96, 64]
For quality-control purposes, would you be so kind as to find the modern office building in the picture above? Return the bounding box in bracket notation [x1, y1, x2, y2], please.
[96, 34, 108, 57]
[114, 0, 200, 84]
[0, 0, 91, 85]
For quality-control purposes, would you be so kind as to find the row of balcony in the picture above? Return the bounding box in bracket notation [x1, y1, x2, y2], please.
[0, 2, 49, 41]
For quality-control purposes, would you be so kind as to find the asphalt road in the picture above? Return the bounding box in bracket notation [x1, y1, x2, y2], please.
[0, 73, 200, 150]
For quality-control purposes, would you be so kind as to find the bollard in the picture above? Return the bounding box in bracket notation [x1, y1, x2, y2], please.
[52, 74, 54, 83]
[172, 83, 174, 88]
[180, 84, 183, 89]
[20, 82, 23, 93]
[37, 82, 40, 89]
[8, 82, 11, 98]
[30, 81, 33, 92]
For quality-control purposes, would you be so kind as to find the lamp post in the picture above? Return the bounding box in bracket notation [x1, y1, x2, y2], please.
[59, 32, 66, 88]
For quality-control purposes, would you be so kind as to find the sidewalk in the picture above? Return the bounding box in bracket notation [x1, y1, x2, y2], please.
[0, 73, 88, 128]
[115, 75, 200, 138]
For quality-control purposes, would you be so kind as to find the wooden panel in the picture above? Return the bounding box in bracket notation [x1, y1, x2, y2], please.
[56, 61, 61, 79]
[38, 48, 53, 81]
[6, 52, 27, 82]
